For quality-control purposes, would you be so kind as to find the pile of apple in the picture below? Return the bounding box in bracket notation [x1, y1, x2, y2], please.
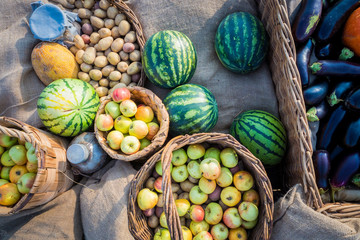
[96, 87, 159, 155]
[0, 134, 38, 206]
[137, 143, 260, 240]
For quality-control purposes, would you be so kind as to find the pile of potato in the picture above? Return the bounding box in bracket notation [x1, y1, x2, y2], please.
[71, 0, 142, 99]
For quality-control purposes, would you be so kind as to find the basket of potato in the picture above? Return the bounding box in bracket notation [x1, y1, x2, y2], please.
[72, 0, 146, 100]
[128, 133, 274, 240]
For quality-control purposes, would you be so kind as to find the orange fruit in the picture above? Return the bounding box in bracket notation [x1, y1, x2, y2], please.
[343, 7, 360, 57]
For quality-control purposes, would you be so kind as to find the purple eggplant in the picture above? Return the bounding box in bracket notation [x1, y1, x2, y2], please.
[329, 144, 345, 162]
[315, 42, 342, 60]
[292, 0, 323, 44]
[327, 80, 356, 107]
[313, 150, 331, 189]
[297, 39, 314, 88]
[303, 79, 329, 106]
[343, 117, 360, 148]
[345, 86, 360, 112]
[310, 60, 360, 77]
[330, 150, 360, 188]
[307, 100, 330, 122]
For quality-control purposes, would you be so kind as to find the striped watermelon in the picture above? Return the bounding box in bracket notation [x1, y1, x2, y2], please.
[215, 12, 269, 74]
[163, 84, 218, 135]
[37, 78, 100, 137]
[142, 30, 197, 88]
[230, 110, 287, 166]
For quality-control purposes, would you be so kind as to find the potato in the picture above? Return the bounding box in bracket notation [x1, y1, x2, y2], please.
[101, 65, 115, 77]
[104, 19, 115, 29]
[180, 180, 195, 192]
[96, 51, 105, 57]
[134, 43, 140, 50]
[173, 193, 178, 201]
[157, 194, 164, 207]
[80, 63, 92, 72]
[72, 9, 78, 13]
[107, 6, 118, 19]
[124, 31, 136, 43]
[119, 51, 129, 61]
[114, 14, 126, 25]
[74, 35, 85, 49]
[131, 73, 141, 83]
[107, 52, 120, 65]
[78, 8, 92, 19]
[122, 42, 135, 53]
[118, 20, 131, 36]
[89, 69, 102, 81]
[98, 28, 112, 38]
[75, 50, 85, 64]
[94, 56, 108, 68]
[111, 26, 120, 38]
[68, 0, 76, 4]
[89, 80, 99, 89]
[90, 32, 101, 44]
[83, 0, 95, 9]
[127, 62, 142, 75]
[81, 19, 90, 25]
[96, 86, 108, 97]
[99, 78, 109, 87]
[98, 36, 114, 51]
[145, 177, 156, 189]
[147, 216, 159, 229]
[120, 73, 131, 85]
[109, 81, 120, 88]
[82, 47, 96, 64]
[94, 9, 107, 18]
[69, 46, 80, 55]
[81, 34, 90, 44]
[109, 71, 121, 81]
[74, 0, 83, 8]
[90, 16, 105, 29]
[172, 183, 180, 193]
[99, 0, 110, 10]
[130, 50, 141, 62]
[104, 48, 112, 56]
[117, 61, 128, 72]
[78, 72, 90, 82]
[110, 38, 124, 53]
[188, 175, 199, 184]
[178, 192, 190, 201]
[180, 217, 186, 226]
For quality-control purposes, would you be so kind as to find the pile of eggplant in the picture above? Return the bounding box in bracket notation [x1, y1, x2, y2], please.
[293, 0, 360, 203]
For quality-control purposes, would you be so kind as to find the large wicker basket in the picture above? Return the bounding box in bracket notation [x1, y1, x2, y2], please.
[0, 117, 74, 215]
[128, 133, 274, 240]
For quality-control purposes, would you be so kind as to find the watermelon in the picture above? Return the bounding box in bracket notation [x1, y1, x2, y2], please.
[142, 30, 197, 88]
[37, 78, 100, 137]
[163, 84, 218, 135]
[215, 12, 269, 74]
[230, 110, 287, 166]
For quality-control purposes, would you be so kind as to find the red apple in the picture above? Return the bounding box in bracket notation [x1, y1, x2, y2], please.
[223, 208, 242, 229]
[129, 120, 149, 139]
[193, 231, 213, 240]
[135, 105, 154, 123]
[17, 172, 36, 194]
[154, 177, 163, 193]
[96, 114, 114, 131]
[112, 87, 131, 103]
[243, 189, 260, 207]
[146, 122, 160, 140]
[189, 205, 205, 222]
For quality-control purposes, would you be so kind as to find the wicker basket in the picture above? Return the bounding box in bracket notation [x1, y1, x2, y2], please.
[128, 133, 274, 240]
[95, 86, 169, 161]
[0, 116, 74, 215]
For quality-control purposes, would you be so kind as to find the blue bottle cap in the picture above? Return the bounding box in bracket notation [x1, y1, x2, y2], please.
[67, 144, 89, 165]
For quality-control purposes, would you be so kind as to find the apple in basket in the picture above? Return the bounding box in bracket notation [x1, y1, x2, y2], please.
[211, 223, 229, 240]
[159, 211, 168, 228]
[106, 130, 124, 150]
[9, 165, 28, 184]
[187, 160, 202, 179]
[189, 204, 205, 222]
[200, 158, 221, 180]
[223, 207, 242, 229]
[190, 220, 209, 236]
[105, 101, 121, 119]
[26, 161, 38, 173]
[175, 199, 191, 217]
[96, 114, 114, 131]
[0, 183, 21, 206]
[171, 165, 189, 183]
[204, 147, 221, 163]
[1, 151, 16, 167]
[137, 188, 158, 210]
[1, 166, 11, 180]
[146, 122, 159, 140]
[114, 116, 132, 134]
[154, 228, 171, 240]
[135, 105, 154, 123]
[17, 172, 36, 194]
[0, 134, 18, 148]
[233, 170, 254, 192]
[243, 189, 260, 207]
[9, 145, 27, 165]
[205, 202, 223, 225]
[238, 202, 259, 222]
[199, 177, 216, 194]
[242, 218, 258, 230]
[194, 231, 213, 240]
[220, 186, 241, 207]
[216, 167, 233, 188]
[182, 226, 193, 240]
[171, 148, 188, 166]
[187, 144, 206, 160]
[112, 87, 131, 103]
[26, 146, 38, 164]
[120, 99, 137, 117]
[229, 227, 247, 240]
[220, 148, 238, 168]
[128, 120, 148, 139]
[189, 186, 208, 205]
[120, 136, 140, 155]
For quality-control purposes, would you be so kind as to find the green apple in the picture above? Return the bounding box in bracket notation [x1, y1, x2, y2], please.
[1, 150, 15, 167]
[233, 171, 254, 192]
[223, 207, 242, 229]
[155, 161, 173, 176]
[26, 146, 38, 164]
[1, 166, 12, 180]
[153, 228, 171, 240]
[96, 113, 114, 131]
[216, 167, 233, 188]
[194, 231, 213, 240]
[137, 188, 158, 210]
[211, 223, 229, 240]
[182, 226, 193, 240]
[175, 199, 191, 217]
[140, 138, 151, 150]
[159, 212, 168, 228]
[242, 218, 258, 229]
[0, 179, 9, 187]
[120, 136, 141, 154]
[229, 227, 247, 240]
[0, 183, 21, 206]
[187, 144, 206, 160]
[17, 172, 36, 194]
[200, 158, 221, 180]
[171, 148, 188, 166]
[0, 146, 4, 156]
[9, 165, 28, 183]
[238, 202, 259, 222]
[220, 148, 238, 168]
[189, 205, 205, 222]
[171, 165, 189, 183]
[204, 147, 221, 163]
[189, 186, 208, 205]
[105, 101, 121, 119]
[26, 161, 38, 173]
[205, 202, 223, 225]
[120, 99, 137, 117]
[0, 134, 17, 148]
[25, 142, 33, 150]
[190, 220, 209, 236]
[129, 120, 149, 139]
[199, 177, 216, 194]
[114, 115, 133, 134]
[9, 145, 27, 165]
[187, 160, 202, 179]
[243, 189, 260, 207]
[220, 187, 241, 207]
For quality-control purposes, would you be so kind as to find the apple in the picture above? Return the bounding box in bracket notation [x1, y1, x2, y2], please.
[16, 172, 36, 194]
[199, 177, 216, 194]
[223, 208, 242, 229]
[171, 148, 188, 166]
[209, 185, 222, 202]
[135, 105, 154, 123]
[9, 145, 28, 165]
[0, 146, 4, 156]
[1, 166, 11, 180]
[129, 120, 149, 139]
[204, 147, 221, 163]
[112, 87, 131, 103]
[189, 186, 208, 205]
[189, 205, 205, 222]
[153, 228, 171, 240]
[204, 202, 223, 225]
[243, 189, 260, 207]
[238, 202, 258, 222]
[25, 142, 33, 150]
[107, 130, 124, 150]
[155, 161, 173, 176]
[200, 158, 221, 180]
[120, 99, 137, 117]
[1, 150, 15, 167]
[193, 231, 213, 240]
[0, 134, 17, 148]
[233, 171, 254, 192]
[96, 114, 114, 131]
[229, 165, 241, 175]
[216, 167, 233, 188]
[26, 146, 38, 164]
[9, 165, 28, 183]
[140, 138, 151, 150]
[0, 179, 9, 187]
[0, 183, 21, 206]
[190, 220, 209, 236]
[154, 177, 163, 193]
[211, 223, 229, 240]
[120, 136, 141, 154]
[187, 144, 206, 160]
[242, 218, 258, 229]
[175, 199, 191, 217]
[171, 165, 189, 183]
[114, 116, 132, 134]
[26, 161, 38, 173]
[159, 211, 168, 228]
[137, 188, 158, 210]
[182, 226, 193, 240]
[146, 122, 160, 140]
[187, 160, 202, 179]
[155, 206, 163, 218]
[228, 227, 247, 240]
[105, 101, 121, 119]
[143, 207, 155, 217]
[220, 148, 238, 168]
[148, 215, 159, 229]
[220, 187, 241, 207]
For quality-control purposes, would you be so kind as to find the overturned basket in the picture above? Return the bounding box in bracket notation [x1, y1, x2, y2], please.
[128, 132, 274, 240]
[0, 116, 73, 215]
[95, 86, 169, 161]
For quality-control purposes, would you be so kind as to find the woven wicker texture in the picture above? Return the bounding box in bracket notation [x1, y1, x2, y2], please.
[0, 116, 74, 215]
[95, 86, 169, 161]
[128, 133, 274, 240]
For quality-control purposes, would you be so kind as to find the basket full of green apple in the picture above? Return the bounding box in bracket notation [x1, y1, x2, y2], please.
[94, 86, 169, 161]
[128, 132, 274, 240]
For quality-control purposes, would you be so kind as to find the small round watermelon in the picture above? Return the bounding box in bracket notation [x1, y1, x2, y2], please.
[230, 110, 287, 165]
[163, 84, 218, 135]
[142, 30, 197, 88]
[215, 12, 269, 74]
[37, 78, 100, 137]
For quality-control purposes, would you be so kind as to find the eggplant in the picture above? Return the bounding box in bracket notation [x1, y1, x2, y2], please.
[297, 39, 314, 88]
[327, 80, 356, 107]
[329, 144, 345, 162]
[315, 42, 342, 60]
[313, 150, 331, 189]
[303, 80, 329, 106]
[343, 117, 360, 148]
[351, 173, 360, 187]
[330, 150, 360, 188]
[345, 86, 360, 112]
[307, 100, 330, 122]
[310, 60, 360, 77]
[292, 0, 323, 44]
[316, 0, 360, 43]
